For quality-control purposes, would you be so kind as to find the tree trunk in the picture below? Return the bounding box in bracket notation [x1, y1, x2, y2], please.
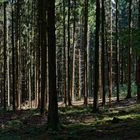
[137, 0, 140, 102]
[115, 0, 119, 102]
[78, 20, 83, 100]
[7, 10, 10, 107]
[93, 0, 100, 112]
[15, 0, 20, 108]
[47, 0, 59, 130]
[108, 0, 113, 107]
[83, 0, 89, 106]
[71, 0, 76, 103]
[3, 2, 7, 110]
[38, 0, 47, 115]
[126, 0, 132, 99]
[63, 0, 67, 105]
[36, 0, 41, 108]
[101, 0, 105, 106]
[136, 58, 140, 102]
[67, 0, 72, 106]
[11, 0, 16, 111]
[120, 44, 124, 85]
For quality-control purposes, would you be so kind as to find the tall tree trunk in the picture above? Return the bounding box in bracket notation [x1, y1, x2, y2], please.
[15, 0, 22, 109]
[36, 0, 41, 108]
[136, 58, 140, 102]
[108, 0, 113, 107]
[78, 20, 83, 100]
[101, 0, 105, 106]
[83, 0, 89, 106]
[88, 31, 93, 97]
[47, 0, 59, 130]
[12, 0, 16, 111]
[7, 8, 10, 107]
[28, 2, 32, 108]
[126, 0, 132, 99]
[67, 0, 72, 106]
[38, 0, 47, 114]
[115, 0, 119, 102]
[71, 0, 76, 103]
[137, 0, 140, 102]
[93, 0, 100, 112]
[15, 0, 20, 108]
[63, 0, 67, 105]
[3, 2, 7, 110]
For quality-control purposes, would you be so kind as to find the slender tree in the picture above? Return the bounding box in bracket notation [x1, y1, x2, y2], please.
[83, 0, 89, 106]
[11, 0, 16, 111]
[38, 0, 47, 114]
[101, 0, 105, 106]
[67, 0, 72, 106]
[93, 0, 100, 112]
[71, 0, 76, 103]
[7, 4, 10, 107]
[136, 0, 140, 102]
[3, 1, 7, 110]
[115, 0, 119, 102]
[63, 0, 67, 105]
[36, 0, 41, 108]
[126, 0, 132, 99]
[108, 0, 113, 107]
[15, 0, 20, 108]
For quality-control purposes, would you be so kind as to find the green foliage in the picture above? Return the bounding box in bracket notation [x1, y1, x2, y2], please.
[59, 105, 92, 116]
[0, 0, 8, 3]
[113, 83, 137, 97]
[88, 0, 96, 30]
[5, 120, 23, 127]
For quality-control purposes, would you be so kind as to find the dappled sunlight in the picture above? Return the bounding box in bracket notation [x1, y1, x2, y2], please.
[0, 0, 140, 139]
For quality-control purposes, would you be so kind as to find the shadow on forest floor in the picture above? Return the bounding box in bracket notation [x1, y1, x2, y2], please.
[0, 97, 140, 140]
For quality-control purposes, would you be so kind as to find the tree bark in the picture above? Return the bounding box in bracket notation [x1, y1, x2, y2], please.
[115, 0, 119, 102]
[3, 2, 7, 110]
[47, 0, 59, 130]
[126, 0, 132, 99]
[93, 0, 100, 112]
[67, 0, 72, 106]
[71, 0, 76, 103]
[101, 0, 105, 106]
[83, 0, 89, 106]
[63, 0, 67, 105]
[38, 0, 47, 114]
[11, 0, 16, 111]
[137, 0, 140, 102]
[108, 0, 113, 107]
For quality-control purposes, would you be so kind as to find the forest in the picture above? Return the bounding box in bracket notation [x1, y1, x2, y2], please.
[0, 0, 140, 139]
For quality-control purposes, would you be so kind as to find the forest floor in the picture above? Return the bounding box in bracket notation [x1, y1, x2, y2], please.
[0, 97, 140, 140]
